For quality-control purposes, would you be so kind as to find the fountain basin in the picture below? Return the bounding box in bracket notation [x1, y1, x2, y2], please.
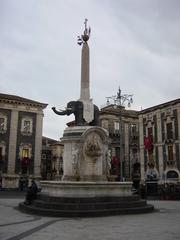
[40, 180, 132, 197]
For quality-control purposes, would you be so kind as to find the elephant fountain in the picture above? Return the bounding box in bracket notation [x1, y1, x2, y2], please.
[19, 19, 154, 217]
[52, 100, 99, 126]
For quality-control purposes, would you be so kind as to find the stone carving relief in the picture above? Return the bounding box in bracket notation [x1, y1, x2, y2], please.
[72, 144, 80, 176]
[106, 149, 112, 177]
[84, 133, 102, 160]
[21, 117, 33, 136]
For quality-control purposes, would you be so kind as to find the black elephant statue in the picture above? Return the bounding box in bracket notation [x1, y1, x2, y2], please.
[52, 100, 99, 126]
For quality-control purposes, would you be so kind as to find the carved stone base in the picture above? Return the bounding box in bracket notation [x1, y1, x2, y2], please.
[62, 175, 107, 182]
[39, 181, 133, 197]
[19, 181, 154, 216]
[61, 126, 109, 182]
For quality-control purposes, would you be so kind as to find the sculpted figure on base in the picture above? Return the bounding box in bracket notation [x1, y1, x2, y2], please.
[52, 100, 99, 126]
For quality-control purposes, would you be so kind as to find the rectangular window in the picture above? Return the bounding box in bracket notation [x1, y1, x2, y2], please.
[21, 117, 33, 135]
[22, 149, 29, 158]
[23, 120, 31, 133]
[0, 118, 5, 131]
[148, 127, 153, 141]
[167, 122, 173, 139]
[114, 122, 119, 130]
[168, 145, 173, 161]
[21, 149, 29, 174]
[42, 154, 46, 160]
[131, 124, 136, 135]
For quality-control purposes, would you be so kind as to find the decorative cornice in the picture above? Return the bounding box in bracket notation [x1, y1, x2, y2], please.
[0, 93, 48, 109]
[100, 105, 139, 119]
[139, 98, 180, 114]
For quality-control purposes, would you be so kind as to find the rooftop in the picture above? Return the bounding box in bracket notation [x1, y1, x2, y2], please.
[0, 93, 48, 108]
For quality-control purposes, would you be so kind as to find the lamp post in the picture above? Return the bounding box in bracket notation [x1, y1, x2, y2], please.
[106, 87, 133, 181]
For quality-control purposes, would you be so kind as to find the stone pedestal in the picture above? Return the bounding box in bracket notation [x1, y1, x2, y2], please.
[62, 126, 109, 182]
[19, 126, 154, 216]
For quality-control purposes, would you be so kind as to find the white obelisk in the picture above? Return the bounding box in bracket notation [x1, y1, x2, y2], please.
[80, 42, 90, 100]
[78, 19, 94, 123]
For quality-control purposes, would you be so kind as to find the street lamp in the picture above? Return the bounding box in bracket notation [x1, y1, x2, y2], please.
[106, 87, 133, 181]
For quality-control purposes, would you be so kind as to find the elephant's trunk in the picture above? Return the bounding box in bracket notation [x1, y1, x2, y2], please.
[65, 107, 73, 111]
[52, 107, 70, 116]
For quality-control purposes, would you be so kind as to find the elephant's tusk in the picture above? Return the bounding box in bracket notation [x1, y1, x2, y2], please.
[58, 109, 65, 112]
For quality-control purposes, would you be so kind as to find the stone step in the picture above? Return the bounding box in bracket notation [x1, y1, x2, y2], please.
[32, 199, 146, 211]
[38, 194, 140, 203]
[19, 202, 154, 217]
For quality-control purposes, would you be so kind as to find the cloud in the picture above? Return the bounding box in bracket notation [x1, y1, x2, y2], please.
[0, 0, 180, 139]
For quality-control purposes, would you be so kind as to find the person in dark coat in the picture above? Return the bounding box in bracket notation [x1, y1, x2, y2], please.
[24, 180, 38, 205]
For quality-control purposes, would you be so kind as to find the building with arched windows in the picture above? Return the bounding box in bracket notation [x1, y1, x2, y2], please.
[41, 136, 64, 181]
[0, 93, 47, 189]
[100, 98, 180, 193]
[139, 99, 180, 186]
[1, 92, 180, 193]
[100, 104, 140, 182]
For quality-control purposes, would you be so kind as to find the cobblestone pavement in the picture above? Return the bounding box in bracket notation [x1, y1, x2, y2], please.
[0, 193, 180, 240]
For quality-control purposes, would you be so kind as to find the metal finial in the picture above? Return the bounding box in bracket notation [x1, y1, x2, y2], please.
[77, 18, 91, 46]
[84, 18, 88, 32]
[117, 87, 121, 99]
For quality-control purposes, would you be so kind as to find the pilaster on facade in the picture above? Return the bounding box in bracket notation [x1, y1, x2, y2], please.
[177, 104, 180, 170]
[124, 122, 130, 178]
[156, 110, 164, 175]
[140, 147, 145, 181]
[34, 112, 44, 177]
[8, 109, 18, 174]
[177, 104, 180, 142]
[156, 110, 162, 143]
[138, 115, 144, 147]
[158, 146, 164, 176]
[137, 115, 144, 180]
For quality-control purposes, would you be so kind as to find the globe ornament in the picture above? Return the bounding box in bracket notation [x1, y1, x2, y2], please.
[82, 34, 89, 42]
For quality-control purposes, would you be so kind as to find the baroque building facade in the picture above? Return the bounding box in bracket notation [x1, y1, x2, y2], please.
[41, 136, 64, 180]
[100, 105, 140, 182]
[139, 99, 180, 184]
[1, 91, 180, 190]
[100, 99, 180, 187]
[0, 93, 47, 189]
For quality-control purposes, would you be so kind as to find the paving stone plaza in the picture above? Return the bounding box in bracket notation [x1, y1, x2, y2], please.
[0, 192, 180, 240]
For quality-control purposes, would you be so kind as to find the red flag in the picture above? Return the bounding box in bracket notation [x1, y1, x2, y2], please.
[112, 156, 120, 166]
[144, 137, 153, 151]
[22, 157, 30, 167]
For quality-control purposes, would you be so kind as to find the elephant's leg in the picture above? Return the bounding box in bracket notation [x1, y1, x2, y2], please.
[75, 113, 86, 126]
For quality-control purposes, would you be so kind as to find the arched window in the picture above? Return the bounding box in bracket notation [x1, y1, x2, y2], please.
[167, 170, 178, 179]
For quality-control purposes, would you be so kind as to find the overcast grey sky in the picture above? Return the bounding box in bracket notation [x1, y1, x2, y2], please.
[1, 0, 180, 140]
